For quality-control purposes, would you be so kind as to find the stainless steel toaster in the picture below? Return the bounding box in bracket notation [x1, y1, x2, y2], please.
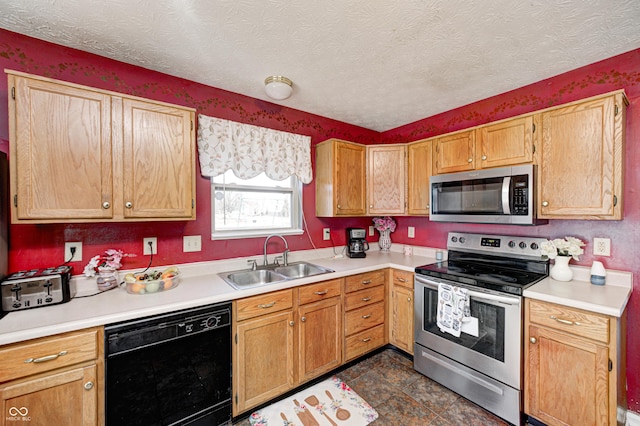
[1, 266, 74, 312]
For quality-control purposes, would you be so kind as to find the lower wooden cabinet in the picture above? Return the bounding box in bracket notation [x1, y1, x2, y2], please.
[524, 299, 626, 426]
[0, 327, 103, 426]
[388, 269, 414, 354]
[343, 271, 387, 361]
[233, 281, 343, 415]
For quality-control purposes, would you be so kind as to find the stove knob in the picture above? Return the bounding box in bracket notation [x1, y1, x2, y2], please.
[519, 242, 527, 249]
[530, 242, 539, 250]
[508, 241, 516, 248]
[451, 236, 458, 243]
[459, 237, 466, 244]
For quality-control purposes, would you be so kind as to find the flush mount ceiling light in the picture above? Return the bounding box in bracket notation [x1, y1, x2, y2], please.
[264, 76, 293, 100]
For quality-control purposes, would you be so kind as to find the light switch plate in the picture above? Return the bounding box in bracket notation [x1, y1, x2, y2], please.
[183, 235, 202, 252]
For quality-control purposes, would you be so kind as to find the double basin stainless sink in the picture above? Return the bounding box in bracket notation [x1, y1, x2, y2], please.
[219, 261, 335, 290]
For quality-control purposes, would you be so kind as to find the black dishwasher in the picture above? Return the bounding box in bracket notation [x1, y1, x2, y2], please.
[105, 302, 231, 426]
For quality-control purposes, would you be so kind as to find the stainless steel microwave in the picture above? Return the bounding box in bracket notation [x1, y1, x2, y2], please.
[430, 164, 542, 225]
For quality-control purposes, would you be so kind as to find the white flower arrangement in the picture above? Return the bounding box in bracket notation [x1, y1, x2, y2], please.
[540, 236, 585, 261]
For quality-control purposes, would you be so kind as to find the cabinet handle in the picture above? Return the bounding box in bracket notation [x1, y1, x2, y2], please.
[24, 351, 68, 364]
[361, 279, 372, 285]
[313, 290, 328, 296]
[530, 337, 537, 344]
[84, 381, 94, 391]
[361, 337, 372, 343]
[362, 314, 372, 319]
[467, 158, 473, 163]
[550, 315, 580, 326]
[289, 321, 295, 327]
[481, 155, 487, 160]
[102, 201, 110, 209]
[125, 201, 133, 209]
[337, 204, 341, 209]
[542, 201, 549, 207]
[301, 316, 306, 322]
[361, 296, 372, 302]
[397, 277, 407, 283]
[258, 302, 276, 309]
[407, 297, 412, 302]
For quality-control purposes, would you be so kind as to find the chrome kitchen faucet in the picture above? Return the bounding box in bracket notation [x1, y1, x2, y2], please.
[263, 234, 289, 266]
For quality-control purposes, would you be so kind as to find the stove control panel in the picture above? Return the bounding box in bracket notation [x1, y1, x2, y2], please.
[448, 232, 548, 258]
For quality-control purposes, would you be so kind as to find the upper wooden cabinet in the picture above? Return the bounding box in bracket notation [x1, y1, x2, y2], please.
[433, 129, 476, 174]
[433, 116, 535, 174]
[538, 91, 627, 220]
[477, 115, 535, 169]
[315, 139, 366, 217]
[7, 70, 196, 223]
[366, 145, 406, 215]
[407, 139, 432, 215]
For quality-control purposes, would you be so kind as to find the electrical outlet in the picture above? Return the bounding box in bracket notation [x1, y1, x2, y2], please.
[369, 226, 375, 236]
[143, 237, 158, 255]
[183, 235, 202, 252]
[323, 228, 331, 241]
[593, 237, 611, 256]
[408, 226, 415, 238]
[64, 242, 83, 262]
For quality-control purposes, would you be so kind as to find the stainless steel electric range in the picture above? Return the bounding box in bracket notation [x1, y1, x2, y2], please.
[414, 232, 549, 426]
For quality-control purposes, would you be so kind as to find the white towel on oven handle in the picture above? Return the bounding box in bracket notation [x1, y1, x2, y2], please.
[436, 283, 470, 337]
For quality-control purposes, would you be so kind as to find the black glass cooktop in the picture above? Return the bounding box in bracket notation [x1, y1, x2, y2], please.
[415, 251, 549, 296]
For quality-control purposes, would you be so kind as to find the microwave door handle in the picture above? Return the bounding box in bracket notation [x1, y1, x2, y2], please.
[502, 176, 511, 214]
[415, 275, 521, 306]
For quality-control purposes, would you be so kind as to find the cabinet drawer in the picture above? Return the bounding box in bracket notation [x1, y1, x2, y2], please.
[0, 328, 99, 383]
[345, 301, 385, 336]
[345, 324, 385, 361]
[344, 285, 385, 311]
[345, 270, 385, 293]
[235, 289, 294, 321]
[391, 270, 414, 289]
[528, 300, 610, 344]
[298, 279, 342, 305]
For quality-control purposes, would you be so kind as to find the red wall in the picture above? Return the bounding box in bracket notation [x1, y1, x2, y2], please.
[1, 29, 639, 413]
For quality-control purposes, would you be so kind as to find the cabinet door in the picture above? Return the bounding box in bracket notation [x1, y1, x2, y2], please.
[433, 130, 475, 174]
[0, 365, 97, 426]
[539, 95, 624, 219]
[407, 140, 432, 215]
[334, 141, 366, 216]
[366, 145, 406, 215]
[122, 98, 195, 219]
[390, 285, 414, 354]
[10, 75, 113, 221]
[477, 115, 534, 169]
[526, 325, 610, 426]
[297, 297, 342, 383]
[233, 311, 295, 415]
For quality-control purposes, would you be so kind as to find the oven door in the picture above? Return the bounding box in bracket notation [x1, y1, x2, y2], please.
[414, 274, 522, 389]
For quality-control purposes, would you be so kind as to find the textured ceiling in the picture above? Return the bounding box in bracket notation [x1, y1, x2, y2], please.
[1, 0, 640, 131]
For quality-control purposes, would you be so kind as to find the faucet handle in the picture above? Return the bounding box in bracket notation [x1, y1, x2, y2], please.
[247, 259, 258, 270]
[274, 256, 284, 266]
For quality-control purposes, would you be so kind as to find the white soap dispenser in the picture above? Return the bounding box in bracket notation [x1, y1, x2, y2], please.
[590, 261, 606, 286]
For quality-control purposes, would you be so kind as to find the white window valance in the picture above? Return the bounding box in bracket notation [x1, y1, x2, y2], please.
[197, 114, 312, 184]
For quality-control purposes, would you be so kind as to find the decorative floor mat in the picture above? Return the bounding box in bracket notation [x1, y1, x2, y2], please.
[249, 376, 378, 426]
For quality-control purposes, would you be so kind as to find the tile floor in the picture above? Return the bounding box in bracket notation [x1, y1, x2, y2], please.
[234, 348, 513, 425]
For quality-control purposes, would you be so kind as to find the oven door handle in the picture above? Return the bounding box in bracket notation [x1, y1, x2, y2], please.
[415, 275, 521, 306]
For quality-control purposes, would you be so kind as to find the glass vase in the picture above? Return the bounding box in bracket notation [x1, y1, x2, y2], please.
[378, 229, 392, 252]
[550, 255, 573, 282]
[97, 267, 119, 291]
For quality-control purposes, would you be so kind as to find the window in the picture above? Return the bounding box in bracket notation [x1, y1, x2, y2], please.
[211, 170, 303, 239]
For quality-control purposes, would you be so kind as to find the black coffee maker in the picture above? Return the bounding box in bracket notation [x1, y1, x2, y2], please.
[346, 228, 369, 258]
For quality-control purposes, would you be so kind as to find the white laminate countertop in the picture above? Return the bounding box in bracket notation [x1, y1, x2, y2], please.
[0, 245, 633, 346]
[0, 247, 436, 346]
